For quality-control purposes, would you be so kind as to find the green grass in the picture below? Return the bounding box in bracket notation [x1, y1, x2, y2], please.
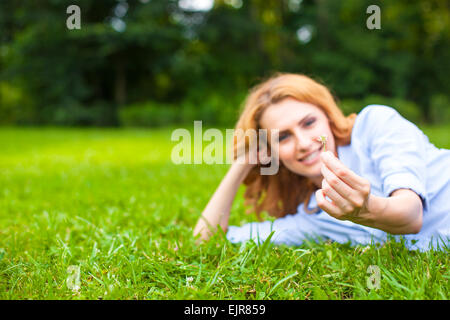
[0, 125, 449, 300]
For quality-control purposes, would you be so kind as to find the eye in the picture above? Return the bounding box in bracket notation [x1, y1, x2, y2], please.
[279, 133, 289, 142]
[304, 118, 316, 127]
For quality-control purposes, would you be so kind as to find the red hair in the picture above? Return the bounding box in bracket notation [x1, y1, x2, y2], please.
[233, 72, 356, 219]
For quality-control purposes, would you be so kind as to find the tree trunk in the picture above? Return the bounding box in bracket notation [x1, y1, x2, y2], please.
[114, 57, 126, 107]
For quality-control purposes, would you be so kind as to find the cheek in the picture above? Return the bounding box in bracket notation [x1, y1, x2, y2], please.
[316, 123, 331, 134]
[278, 144, 295, 162]
[316, 124, 334, 144]
[324, 128, 335, 146]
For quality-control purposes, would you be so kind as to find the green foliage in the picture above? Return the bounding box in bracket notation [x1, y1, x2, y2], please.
[340, 95, 422, 123]
[0, 0, 448, 126]
[119, 101, 179, 127]
[119, 91, 246, 127]
[0, 82, 35, 124]
[51, 100, 116, 126]
[0, 127, 449, 299]
[180, 91, 246, 126]
[429, 94, 450, 125]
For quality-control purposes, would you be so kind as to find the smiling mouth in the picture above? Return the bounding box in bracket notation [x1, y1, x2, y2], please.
[298, 146, 323, 162]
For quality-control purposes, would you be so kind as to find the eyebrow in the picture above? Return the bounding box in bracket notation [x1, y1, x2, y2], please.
[279, 113, 313, 135]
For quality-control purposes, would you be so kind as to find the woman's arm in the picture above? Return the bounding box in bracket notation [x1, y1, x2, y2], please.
[193, 162, 253, 241]
[366, 189, 423, 234]
[316, 151, 423, 235]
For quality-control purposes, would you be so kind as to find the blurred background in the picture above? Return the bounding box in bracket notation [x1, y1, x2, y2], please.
[0, 1, 449, 299]
[0, 0, 449, 128]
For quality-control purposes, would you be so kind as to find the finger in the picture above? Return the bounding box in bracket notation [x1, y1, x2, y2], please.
[315, 189, 341, 217]
[247, 139, 265, 165]
[320, 151, 367, 189]
[321, 163, 354, 200]
[322, 179, 352, 211]
[257, 146, 271, 165]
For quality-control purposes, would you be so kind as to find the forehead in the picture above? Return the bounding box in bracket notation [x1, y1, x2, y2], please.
[259, 98, 323, 130]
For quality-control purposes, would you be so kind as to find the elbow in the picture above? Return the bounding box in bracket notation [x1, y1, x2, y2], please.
[193, 230, 208, 244]
[193, 226, 206, 241]
[389, 204, 423, 235]
[405, 200, 423, 234]
[397, 190, 424, 234]
[409, 213, 423, 234]
[410, 196, 424, 234]
[193, 224, 213, 243]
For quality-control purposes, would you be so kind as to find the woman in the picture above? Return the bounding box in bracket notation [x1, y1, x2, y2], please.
[193, 73, 450, 251]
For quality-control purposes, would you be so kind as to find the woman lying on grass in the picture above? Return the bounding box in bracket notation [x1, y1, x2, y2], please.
[193, 73, 450, 251]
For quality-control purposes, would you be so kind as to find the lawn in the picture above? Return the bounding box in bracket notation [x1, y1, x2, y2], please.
[0, 125, 449, 299]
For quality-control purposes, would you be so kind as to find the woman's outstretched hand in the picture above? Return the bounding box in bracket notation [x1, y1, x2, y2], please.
[315, 150, 423, 234]
[315, 151, 372, 223]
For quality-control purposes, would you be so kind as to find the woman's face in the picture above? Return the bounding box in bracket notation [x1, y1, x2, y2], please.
[259, 98, 336, 186]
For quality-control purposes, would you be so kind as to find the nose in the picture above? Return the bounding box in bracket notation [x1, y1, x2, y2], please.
[293, 130, 313, 151]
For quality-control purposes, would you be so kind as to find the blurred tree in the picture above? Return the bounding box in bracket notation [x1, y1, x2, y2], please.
[0, 0, 448, 126]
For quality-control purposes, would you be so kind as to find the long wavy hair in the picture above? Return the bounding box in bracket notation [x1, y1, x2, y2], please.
[233, 72, 357, 219]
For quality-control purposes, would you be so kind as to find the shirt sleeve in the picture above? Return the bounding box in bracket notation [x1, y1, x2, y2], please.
[226, 208, 320, 246]
[356, 105, 429, 210]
